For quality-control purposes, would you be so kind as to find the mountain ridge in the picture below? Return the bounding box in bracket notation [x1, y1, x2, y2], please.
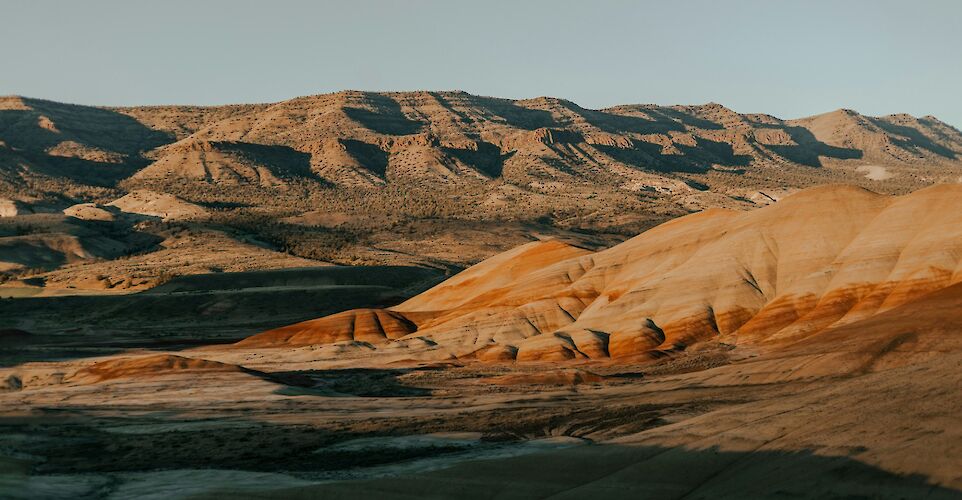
[3, 91, 960, 193]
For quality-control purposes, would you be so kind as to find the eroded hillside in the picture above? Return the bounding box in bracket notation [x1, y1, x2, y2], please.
[2, 92, 962, 292]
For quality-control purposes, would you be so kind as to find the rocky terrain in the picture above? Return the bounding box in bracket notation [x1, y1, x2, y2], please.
[2, 92, 961, 294]
[2, 185, 961, 498]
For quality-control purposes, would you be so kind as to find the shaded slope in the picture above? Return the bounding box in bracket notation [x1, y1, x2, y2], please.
[790, 109, 962, 165]
[0, 96, 173, 188]
[132, 139, 317, 187]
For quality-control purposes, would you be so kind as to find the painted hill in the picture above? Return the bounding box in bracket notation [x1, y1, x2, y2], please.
[64, 354, 242, 384]
[239, 184, 962, 366]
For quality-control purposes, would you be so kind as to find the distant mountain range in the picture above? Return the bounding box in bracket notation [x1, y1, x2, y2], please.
[2, 91, 961, 203]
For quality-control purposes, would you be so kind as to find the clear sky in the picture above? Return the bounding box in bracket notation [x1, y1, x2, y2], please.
[3, 0, 960, 127]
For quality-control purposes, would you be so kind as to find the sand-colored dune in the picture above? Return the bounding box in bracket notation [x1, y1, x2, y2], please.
[0, 197, 25, 218]
[239, 184, 962, 365]
[237, 239, 589, 347]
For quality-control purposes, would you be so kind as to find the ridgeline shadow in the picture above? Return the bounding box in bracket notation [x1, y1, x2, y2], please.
[0, 98, 173, 154]
[443, 141, 506, 178]
[0, 98, 175, 185]
[343, 94, 425, 135]
[213, 141, 315, 179]
[466, 95, 558, 130]
[342, 139, 390, 178]
[677, 136, 753, 168]
[583, 105, 709, 134]
[756, 123, 864, 167]
[593, 137, 751, 174]
[868, 117, 959, 159]
[427, 92, 477, 125]
[646, 106, 725, 130]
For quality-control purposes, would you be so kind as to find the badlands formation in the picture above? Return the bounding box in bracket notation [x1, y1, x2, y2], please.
[2, 184, 961, 498]
[239, 184, 962, 367]
[2, 92, 962, 296]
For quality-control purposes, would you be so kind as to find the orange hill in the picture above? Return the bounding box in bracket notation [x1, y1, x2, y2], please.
[239, 184, 962, 364]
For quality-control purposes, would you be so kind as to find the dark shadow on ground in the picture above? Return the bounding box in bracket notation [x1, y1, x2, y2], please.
[566, 102, 700, 135]
[868, 117, 959, 159]
[647, 106, 726, 130]
[465, 95, 558, 130]
[0, 98, 172, 154]
[0, 98, 175, 186]
[749, 122, 863, 167]
[593, 136, 751, 173]
[677, 137, 753, 168]
[268, 367, 434, 397]
[212, 141, 315, 179]
[342, 94, 425, 135]
[341, 139, 390, 178]
[0, 415, 457, 476]
[220, 444, 962, 499]
[443, 141, 506, 178]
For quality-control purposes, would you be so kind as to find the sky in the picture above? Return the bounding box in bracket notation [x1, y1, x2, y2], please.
[2, 0, 960, 127]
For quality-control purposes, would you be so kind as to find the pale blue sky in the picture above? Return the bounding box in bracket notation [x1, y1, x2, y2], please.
[2, 0, 960, 127]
